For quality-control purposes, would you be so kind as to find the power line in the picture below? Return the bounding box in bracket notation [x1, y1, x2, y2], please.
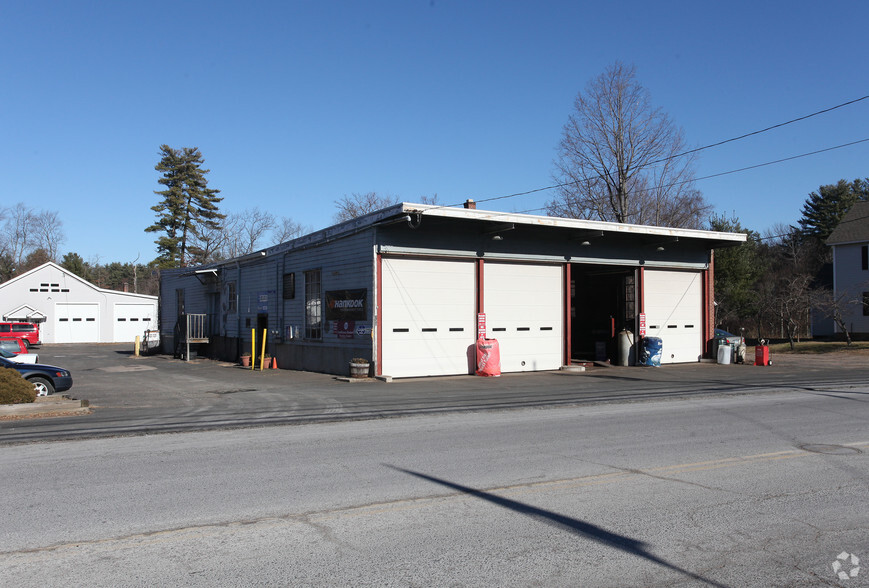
[691, 137, 869, 183]
[673, 94, 869, 159]
[472, 137, 869, 209]
[435, 94, 869, 211]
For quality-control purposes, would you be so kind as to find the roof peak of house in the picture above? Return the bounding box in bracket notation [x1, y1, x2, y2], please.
[827, 200, 869, 245]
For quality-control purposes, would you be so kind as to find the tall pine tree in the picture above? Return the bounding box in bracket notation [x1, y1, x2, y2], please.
[146, 145, 224, 267]
[797, 178, 869, 242]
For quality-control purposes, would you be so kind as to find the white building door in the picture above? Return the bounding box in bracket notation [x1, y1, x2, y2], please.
[381, 258, 475, 377]
[483, 262, 563, 372]
[643, 269, 703, 363]
[54, 303, 100, 343]
[113, 303, 156, 343]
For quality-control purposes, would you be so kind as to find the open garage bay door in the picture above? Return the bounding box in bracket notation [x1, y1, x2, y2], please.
[54, 303, 100, 343]
[643, 269, 702, 363]
[381, 258, 475, 377]
[484, 262, 563, 372]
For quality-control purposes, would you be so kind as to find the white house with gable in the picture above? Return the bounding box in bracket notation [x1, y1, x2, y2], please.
[826, 201, 869, 336]
[0, 262, 158, 344]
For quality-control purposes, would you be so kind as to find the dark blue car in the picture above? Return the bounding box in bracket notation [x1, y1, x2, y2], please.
[0, 356, 73, 396]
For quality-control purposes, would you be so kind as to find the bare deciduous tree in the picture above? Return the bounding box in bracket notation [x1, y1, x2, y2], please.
[34, 210, 65, 261]
[0, 204, 65, 275]
[271, 217, 307, 245]
[549, 62, 710, 227]
[4, 204, 36, 269]
[218, 208, 277, 259]
[811, 287, 854, 345]
[333, 192, 400, 223]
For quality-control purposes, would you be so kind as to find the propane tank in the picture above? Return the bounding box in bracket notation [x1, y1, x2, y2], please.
[617, 329, 634, 366]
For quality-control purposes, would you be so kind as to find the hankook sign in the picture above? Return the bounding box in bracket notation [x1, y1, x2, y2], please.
[325, 289, 367, 321]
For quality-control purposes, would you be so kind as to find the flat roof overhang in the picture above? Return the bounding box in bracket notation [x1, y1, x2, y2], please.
[404, 204, 747, 250]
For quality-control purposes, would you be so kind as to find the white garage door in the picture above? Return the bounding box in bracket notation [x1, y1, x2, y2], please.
[643, 269, 703, 363]
[113, 303, 156, 343]
[381, 258, 475, 377]
[54, 303, 100, 343]
[484, 262, 563, 372]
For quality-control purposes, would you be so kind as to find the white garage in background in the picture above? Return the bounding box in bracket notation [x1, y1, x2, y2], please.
[381, 257, 476, 377]
[484, 262, 563, 372]
[54, 303, 100, 343]
[643, 269, 703, 364]
[113, 303, 156, 343]
[0, 262, 158, 344]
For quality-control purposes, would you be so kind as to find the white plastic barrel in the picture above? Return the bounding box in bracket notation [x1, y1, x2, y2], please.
[717, 344, 732, 365]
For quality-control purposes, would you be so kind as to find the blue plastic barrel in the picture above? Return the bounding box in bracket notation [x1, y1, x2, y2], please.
[643, 337, 662, 367]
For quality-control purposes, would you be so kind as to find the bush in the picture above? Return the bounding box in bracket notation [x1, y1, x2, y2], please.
[0, 369, 37, 404]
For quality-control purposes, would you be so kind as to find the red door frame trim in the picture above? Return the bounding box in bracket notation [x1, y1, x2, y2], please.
[638, 266, 645, 315]
[564, 263, 571, 366]
[376, 253, 383, 376]
[477, 258, 485, 315]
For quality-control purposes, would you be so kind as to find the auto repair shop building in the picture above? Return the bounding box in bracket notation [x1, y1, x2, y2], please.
[159, 202, 746, 377]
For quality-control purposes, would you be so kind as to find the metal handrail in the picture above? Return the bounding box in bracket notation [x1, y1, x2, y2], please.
[186, 313, 208, 341]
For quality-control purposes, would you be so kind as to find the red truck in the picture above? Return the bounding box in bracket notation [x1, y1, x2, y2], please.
[0, 322, 41, 348]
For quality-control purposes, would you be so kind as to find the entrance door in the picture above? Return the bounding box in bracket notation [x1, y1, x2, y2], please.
[643, 269, 703, 363]
[570, 265, 635, 362]
[381, 258, 475, 377]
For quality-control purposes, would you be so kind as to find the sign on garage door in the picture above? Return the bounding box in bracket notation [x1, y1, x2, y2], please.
[54, 303, 100, 343]
[484, 262, 563, 372]
[113, 303, 156, 343]
[643, 270, 702, 363]
[381, 258, 475, 377]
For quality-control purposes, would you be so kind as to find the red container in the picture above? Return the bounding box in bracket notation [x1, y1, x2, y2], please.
[755, 345, 770, 366]
[475, 338, 501, 377]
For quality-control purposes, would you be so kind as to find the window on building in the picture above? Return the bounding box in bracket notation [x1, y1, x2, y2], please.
[864, 292, 869, 316]
[283, 273, 295, 300]
[862, 245, 868, 271]
[176, 289, 185, 317]
[304, 269, 322, 339]
[226, 281, 237, 313]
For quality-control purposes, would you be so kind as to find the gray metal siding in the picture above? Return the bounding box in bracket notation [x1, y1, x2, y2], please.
[281, 230, 375, 347]
[834, 243, 869, 333]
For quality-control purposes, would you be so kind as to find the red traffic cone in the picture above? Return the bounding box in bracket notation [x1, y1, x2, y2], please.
[271, 357, 278, 369]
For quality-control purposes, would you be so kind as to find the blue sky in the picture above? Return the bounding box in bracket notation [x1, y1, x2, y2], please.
[3, 1, 868, 264]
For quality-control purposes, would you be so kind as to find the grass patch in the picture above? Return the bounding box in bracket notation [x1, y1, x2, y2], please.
[763, 341, 869, 354]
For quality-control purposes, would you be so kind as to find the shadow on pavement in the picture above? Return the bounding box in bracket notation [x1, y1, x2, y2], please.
[385, 465, 729, 588]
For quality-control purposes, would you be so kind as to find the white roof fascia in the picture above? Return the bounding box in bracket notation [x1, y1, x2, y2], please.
[405, 203, 747, 244]
[826, 239, 868, 247]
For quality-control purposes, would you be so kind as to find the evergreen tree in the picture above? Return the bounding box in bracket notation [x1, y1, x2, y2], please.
[797, 179, 869, 242]
[146, 145, 224, 267]
[709, 213, 763, 330]
[61, 252, 88, 279]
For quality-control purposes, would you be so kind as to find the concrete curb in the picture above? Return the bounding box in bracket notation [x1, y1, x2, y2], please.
[0, 395, 91, 420]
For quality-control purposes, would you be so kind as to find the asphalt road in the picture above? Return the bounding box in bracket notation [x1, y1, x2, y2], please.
[1, 385, 867, 586]
[2, 343, 868, 443]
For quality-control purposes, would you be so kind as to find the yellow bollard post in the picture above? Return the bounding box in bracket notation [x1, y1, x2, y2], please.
[251, 328, 256, 370]
[260, 328, 267, 371]
[134, 335, 140, 357]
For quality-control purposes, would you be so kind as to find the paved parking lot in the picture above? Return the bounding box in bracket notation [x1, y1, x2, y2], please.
[2, 343, 867, 443]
